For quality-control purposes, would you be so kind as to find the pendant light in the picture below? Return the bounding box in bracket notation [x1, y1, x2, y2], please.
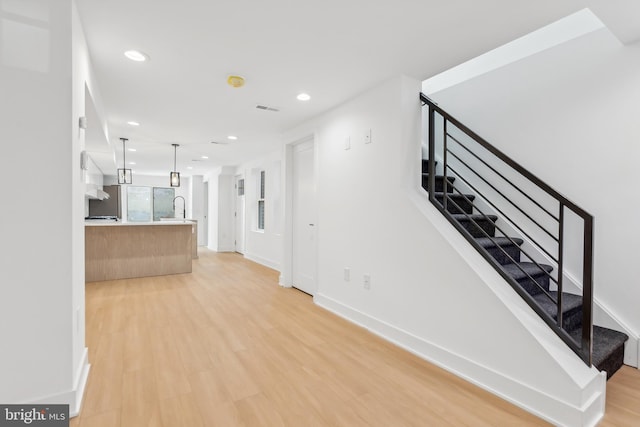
[170, 143, 180, 187]
[117, 138, 132, 184]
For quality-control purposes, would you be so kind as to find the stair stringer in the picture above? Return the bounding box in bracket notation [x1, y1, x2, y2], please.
[401, 190, 607, 427]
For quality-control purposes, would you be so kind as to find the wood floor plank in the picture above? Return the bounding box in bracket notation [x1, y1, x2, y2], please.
[77, 249, 639, 426]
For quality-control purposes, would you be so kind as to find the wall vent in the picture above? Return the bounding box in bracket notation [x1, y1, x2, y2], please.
[256, 105, 280, 112]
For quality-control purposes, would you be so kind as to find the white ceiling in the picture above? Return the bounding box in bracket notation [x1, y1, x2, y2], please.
[76, 0, 633, 178]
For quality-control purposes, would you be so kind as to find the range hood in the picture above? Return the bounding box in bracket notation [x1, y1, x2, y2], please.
[85, 184, 110, 200]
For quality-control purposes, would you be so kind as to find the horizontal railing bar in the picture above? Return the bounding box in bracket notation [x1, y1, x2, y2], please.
[440, 188, 558, 299]
[447, 147, 559, 242]
[446, 164, 560, 265]
[443, 182, 560, 285]
[421, 93, 593, 221]
[444, 190, 560, 296]
[427, 191, 589, 364]
[447, 132, 560, 222]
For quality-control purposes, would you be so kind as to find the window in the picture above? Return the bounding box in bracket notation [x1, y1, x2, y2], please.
[127, 186, 151, 222]
[237, 178, 244, 196]
[153, 187, 175, 221]
[257, 171, 265, 230]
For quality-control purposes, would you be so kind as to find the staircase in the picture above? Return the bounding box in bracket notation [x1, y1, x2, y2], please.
[421, 91, 629, 380]
[422, 158, 628, 379]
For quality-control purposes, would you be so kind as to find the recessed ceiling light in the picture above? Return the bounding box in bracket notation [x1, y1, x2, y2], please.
[127, 121, 140, 126]
[128, 148, 136, 152]
[227, 135, 238, 140]
[201, 155, 209, 159]
[124, 50, 149, 62]
[129, 162, 136, 165]
[187, 166, 193, 170]
[297, 93, 311, 101]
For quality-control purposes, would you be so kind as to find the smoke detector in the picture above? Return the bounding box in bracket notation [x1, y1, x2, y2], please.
[227, 75, 245, 88]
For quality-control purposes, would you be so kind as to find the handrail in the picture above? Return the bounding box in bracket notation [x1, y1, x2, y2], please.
[421, 92, 594, 366]
[420, 94, 591, 218]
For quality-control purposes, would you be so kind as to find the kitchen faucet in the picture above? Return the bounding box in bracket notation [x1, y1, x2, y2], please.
[172, 196, 186, 219]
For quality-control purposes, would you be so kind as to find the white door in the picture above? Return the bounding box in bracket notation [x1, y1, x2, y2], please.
[235, 175, 245, 254]
[202, 181, 209, 246]
[292, 140, 317, 295]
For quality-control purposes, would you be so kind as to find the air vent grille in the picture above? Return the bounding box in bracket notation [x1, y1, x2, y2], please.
[256, 105, 280, 112]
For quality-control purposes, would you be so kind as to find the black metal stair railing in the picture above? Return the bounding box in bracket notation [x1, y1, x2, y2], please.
[421, 92, 594, 366]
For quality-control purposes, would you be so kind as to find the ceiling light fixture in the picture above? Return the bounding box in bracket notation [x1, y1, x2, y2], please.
[227, 135, 238, 140]
[201, 155, 208, 159]
[124, 50, 149, 62]
[227, 75, 245, 88]
[128, 148, 136, 152]
[297, 93, 311, 101]
[127, 121, 140, 126]
[117, 138, 132, 184]
[170, 143, 180, 187]
[129, 162, 136, 165]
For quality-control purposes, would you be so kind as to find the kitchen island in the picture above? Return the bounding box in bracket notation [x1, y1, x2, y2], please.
[85, 221, 194, 282]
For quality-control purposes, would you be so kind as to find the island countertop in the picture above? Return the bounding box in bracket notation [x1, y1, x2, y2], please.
[85, 220, 195, 226]
[85, 221, 194, 282]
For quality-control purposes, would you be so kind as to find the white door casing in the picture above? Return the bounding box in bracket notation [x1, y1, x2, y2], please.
[235, 175, 245, 254]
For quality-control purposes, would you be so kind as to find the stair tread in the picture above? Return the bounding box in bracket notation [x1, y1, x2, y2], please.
[531, 291, 583, 318]
[571, 326, 629, 370]
[452, 214, 498, 222]
[500, 262, 553, 280]
[476, 237, 524, 248]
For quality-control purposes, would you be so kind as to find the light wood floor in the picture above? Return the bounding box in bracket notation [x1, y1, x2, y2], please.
[74, 249, 640, 427]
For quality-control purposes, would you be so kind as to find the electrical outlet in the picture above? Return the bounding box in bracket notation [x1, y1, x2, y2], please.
[364, 128, 372, 144]
[363, 274, 371, 290]
[344, 268, 350, 281]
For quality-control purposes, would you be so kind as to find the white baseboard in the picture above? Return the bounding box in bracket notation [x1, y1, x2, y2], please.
[244, 252, 280, 271]
[314, 293, 605, 427]
[31, 348, 90, 417]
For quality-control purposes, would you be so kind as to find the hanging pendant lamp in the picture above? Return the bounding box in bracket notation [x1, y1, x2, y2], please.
[117, 138, 132, 184]
[170, 143, 180, 187]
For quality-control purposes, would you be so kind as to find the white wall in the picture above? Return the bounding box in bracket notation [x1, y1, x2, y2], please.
[233, 152, 283, 270]
[0, 0, 92, 414]
[189, 175, 206, 244]
[204, 166, 235, 252]
[278, 75, 605, 426]
[429, 28, 640, 348]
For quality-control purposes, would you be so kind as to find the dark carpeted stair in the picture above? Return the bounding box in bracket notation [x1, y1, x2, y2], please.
[422, 159, 435, 173]
[571, 326, 629, 380]
[476, 237, 524, 265]
[434, 192, 475, 214]
[451, 214, 498, 238]
[423, 159, 629, 379]
[422, 174, 455, 193]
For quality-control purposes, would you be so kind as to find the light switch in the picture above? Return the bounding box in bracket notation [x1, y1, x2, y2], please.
[344, 136, 351, 150]
[364, 129, 372, 144]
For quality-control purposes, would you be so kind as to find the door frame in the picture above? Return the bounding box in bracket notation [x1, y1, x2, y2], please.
[281, 134, 318, 293]
[234, 174, 245, 254]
